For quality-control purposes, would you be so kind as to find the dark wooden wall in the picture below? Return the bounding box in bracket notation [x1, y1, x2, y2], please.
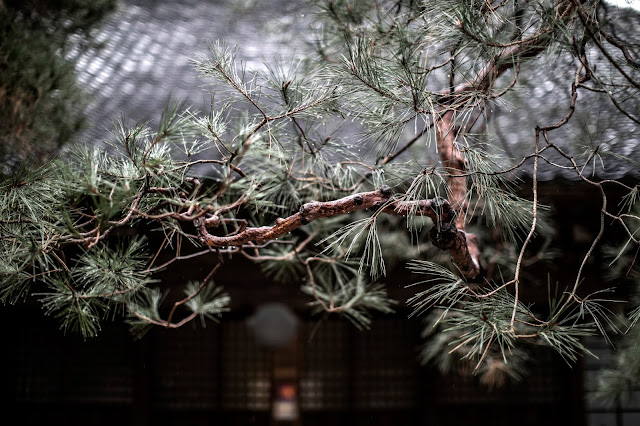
[3, 304, 584, 426]
[6, 179, 625, 426]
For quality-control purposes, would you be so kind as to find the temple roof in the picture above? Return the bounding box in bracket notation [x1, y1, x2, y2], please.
[71, 0, 304, 141]
[71, 0, 640, 182]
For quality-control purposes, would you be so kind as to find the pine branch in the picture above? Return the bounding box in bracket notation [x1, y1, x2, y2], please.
[195, 186, 480, 278]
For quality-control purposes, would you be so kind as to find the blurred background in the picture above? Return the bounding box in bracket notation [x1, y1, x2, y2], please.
[2, 1, 640, 425]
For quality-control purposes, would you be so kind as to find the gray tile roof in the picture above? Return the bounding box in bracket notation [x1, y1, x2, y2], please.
[72, 0, 305, 141]
[71, 0, 640, 181]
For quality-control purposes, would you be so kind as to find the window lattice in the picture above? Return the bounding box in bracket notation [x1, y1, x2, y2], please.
[221, 321, 270, 411]
[300, 318, 421, 411]
[354, 318, 419, 410]
[152, 326, 221, 409]
[15, 323, 132, 404]
[300, 320, 350, 410]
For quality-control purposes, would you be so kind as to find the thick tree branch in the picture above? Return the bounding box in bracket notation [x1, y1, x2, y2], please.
[425, 3, 575, 279]
[441, 1, 575, 105]
[436, 111, 468, 230]
[433, 112, 481, 278]
[194, 187, 480, 278]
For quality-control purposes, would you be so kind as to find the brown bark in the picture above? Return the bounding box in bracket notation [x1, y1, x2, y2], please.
[193, 2, 575, 281]
[435, 111, 467, 230]
[428, 4, 574, 278]
[195, 187, 480, 278]
[434, 111, 480, 278]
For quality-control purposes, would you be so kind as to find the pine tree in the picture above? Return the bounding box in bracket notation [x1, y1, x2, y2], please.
[0, 0, 117, 165]
[1, 0, 639, 395]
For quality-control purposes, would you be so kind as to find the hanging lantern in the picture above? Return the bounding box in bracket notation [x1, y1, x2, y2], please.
[247, 302, 300, 349]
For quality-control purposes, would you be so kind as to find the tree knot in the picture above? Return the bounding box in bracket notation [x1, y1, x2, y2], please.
[379, 185, 393, 197]
[430, 197, 455, 223]
[429, 222, 461, 250]
[299, 201, 317, 216]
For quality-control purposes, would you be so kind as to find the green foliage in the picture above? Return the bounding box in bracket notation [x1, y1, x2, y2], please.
[0, 162, 65, 303]
[126, 287, 164, 339]
[592, 326, 640, 408]
[594, 200, 640, 404]
[184, 281, 231, 326]
[419, 307, 531, 388]
[407, 260, 468, 319]
[37, 237, 153, 339]
[0, 0, 117, 164]
[1, 0, 640, 399]
[303, 274, 395, 329]
[0, 104, 206, 338]
[320, 215, 386, 276]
